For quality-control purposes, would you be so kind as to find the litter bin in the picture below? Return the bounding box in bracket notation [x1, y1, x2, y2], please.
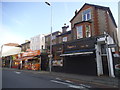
[115, 64, 120, 78]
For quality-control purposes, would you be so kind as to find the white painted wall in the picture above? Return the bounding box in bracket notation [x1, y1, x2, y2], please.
[30, 34, 45, 51]
[1, 46, 21, 57]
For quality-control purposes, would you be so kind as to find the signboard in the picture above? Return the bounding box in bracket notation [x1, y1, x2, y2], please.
[48, 54, 53, 58]
[22, 49, 40, 57]
[64, 37, 96, 52]
[52, 60, 63, 66]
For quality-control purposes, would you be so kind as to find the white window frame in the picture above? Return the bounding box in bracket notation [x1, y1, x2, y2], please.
[76, 25, 83, 39]
[52, 35, 56, 40]
[85, 25, 91, 37]
[63, 37, 67, 42]
[82, 9, 91, 21]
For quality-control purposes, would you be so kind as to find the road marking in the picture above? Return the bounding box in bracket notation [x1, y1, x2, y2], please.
[15, 71, 21, 74]
[56, 78, 61, 80]
[79, 84, 91, 88]
[51, 80, 88, 89]
[65, 80, 72, 83]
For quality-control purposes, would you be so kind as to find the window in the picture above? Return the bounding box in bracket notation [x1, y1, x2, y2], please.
[63, 37, 67, 42]
[85, 25, 91, 37]
[52, 35, 56, 40]
[59, 37, 61, 43]
[46, 37, 48, 42]
[82, 9, 91, 21]
[76, 26, 83, 39]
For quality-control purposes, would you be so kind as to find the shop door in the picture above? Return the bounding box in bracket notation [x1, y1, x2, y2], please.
[64, 55, 97, 76]
[102, 56, 109, 75]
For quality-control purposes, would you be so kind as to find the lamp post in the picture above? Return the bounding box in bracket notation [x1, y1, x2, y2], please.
[45, 2, 52, 72]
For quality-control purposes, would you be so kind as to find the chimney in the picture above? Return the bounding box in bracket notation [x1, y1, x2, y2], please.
[62, 23, 69, 33]
[75, 10, 78, 15]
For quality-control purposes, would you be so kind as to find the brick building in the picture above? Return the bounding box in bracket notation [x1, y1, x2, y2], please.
[51, 3, 119, 77]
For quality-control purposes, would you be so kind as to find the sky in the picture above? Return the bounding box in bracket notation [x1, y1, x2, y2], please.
[0, 0, 119, 48]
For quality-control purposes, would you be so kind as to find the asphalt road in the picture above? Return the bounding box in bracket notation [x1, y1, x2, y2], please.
[2, 69, 90, 89]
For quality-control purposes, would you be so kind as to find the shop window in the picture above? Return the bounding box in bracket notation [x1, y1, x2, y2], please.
[63, 37, 67, 42]
[85, 25, 91, 37]
[82, 9, 91, 21]
[76, 25, 83, 39]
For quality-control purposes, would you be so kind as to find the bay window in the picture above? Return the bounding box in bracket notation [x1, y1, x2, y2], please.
[85, 25, 91, 37]
[76, 25, 83, 39]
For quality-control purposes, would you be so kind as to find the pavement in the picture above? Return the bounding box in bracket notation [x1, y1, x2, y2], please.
[2, 67, 120, 89]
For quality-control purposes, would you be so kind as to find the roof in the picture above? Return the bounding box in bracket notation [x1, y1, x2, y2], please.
[45, 31, 61, 37]
[4, 43, 19, 47]
[56, 30, 71, 37]
[21, 41, 30, 45]
[70, 3, 117, 28]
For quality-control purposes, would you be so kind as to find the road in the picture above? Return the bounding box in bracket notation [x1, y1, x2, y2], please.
[2, 69, 90, 89]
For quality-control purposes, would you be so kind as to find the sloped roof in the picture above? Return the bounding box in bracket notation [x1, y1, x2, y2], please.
[45, 31, 61, 37]
[56, 30, 71, 37]
[4, 43, 19, 47]
[70, 3, 117, 28]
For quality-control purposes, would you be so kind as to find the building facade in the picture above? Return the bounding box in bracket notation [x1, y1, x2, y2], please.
[45, 31, 61, 53]
[30, 34, 45, 51]
[51, 3, 119, 77]
[20, 41, 30, 52]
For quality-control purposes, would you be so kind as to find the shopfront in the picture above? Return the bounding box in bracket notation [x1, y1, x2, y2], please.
[52, 37, 97, 75]
[52, 44, 64, 72]
[16, 49, 41, 70]
[62, 37, 97, 75]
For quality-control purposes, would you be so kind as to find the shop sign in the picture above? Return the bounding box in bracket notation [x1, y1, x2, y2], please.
[22, 50, 40, 57]
[64, 38, 96, 52]
[48, 54, 53, 58]
[52, 60, 63, 66]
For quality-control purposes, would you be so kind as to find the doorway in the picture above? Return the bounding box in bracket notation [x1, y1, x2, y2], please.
[101, 44, 109, 76]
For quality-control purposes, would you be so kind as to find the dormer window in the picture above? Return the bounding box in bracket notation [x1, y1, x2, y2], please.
[82, 9, 91, 21]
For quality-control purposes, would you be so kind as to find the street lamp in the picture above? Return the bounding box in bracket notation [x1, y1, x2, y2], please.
[45, 2, 52, 72]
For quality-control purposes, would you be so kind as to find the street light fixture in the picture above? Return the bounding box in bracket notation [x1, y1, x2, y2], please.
[45, 1, 52, 72]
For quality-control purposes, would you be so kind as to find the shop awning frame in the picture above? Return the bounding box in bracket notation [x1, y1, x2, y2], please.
[60, 52, 94, 57]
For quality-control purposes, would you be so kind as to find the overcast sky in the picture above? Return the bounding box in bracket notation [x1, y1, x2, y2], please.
[0, 0, 119, 48]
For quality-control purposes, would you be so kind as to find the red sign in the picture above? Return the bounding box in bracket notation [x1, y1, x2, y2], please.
[22, 49, 40, 57]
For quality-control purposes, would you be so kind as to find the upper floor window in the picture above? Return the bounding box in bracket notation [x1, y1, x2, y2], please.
[46, 37, 48, 42]
[85, 25, 91, 37]
[52, 35, 56, 40]
[63, 37, 67, 42]
[82, 9, 91, 21]
[76, 25, 83, 39]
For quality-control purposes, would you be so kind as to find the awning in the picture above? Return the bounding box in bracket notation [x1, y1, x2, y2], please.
[15, 56, 34, 61]
[60, 52, 93, 57]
